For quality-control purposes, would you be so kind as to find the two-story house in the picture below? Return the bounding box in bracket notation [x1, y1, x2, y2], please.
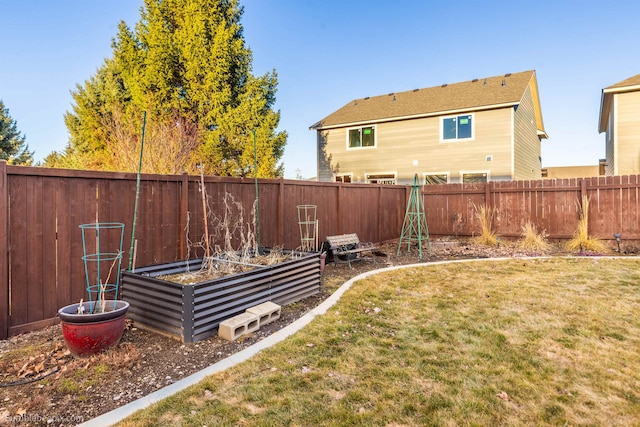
[310, 70, 547, 184]
[599, 73, 640, 176]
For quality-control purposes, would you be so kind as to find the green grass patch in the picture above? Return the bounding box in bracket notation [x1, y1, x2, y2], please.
[117, 258, 640, 427]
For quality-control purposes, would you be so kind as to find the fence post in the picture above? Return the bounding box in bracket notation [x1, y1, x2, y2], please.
[0, 161, 8, 339]
[580, 178, 587, 201]
[337, 183, 343, 234]
[278, 178, 285, 246]
[179, 172, 189, 259]
[405, 184, 412, 211]
[485, 181, 492, 210]
[377, 186, 382, 243]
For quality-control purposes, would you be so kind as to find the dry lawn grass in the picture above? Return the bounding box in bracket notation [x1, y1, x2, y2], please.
[117, 258, 640, 427]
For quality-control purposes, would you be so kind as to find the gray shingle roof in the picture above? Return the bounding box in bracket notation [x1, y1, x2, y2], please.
[311, 70, 537, 129]
[604, 73, 640, 90]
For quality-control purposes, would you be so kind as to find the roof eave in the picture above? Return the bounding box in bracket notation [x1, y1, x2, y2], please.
[598, 83, 640, 133]
[526, 71, 547, 138]
[603, 83, 640, 94]
[310, 102, 519, 131]
[598, 90, 611, 133]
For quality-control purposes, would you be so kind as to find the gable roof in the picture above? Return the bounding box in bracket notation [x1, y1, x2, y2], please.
[598, 73, 640, 133]
[311, 70, 546, 137]
[604, 73, 640, 90]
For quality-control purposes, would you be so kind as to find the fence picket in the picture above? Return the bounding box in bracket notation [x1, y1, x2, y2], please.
[2, 161, 640, 338]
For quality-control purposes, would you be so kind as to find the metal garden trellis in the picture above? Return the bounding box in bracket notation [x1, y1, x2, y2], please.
[398, 174, 431, 259]
[297, 204, 318, 251]
[80, 222, 125, 313]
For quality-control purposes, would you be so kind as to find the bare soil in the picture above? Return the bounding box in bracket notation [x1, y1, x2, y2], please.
[0, 239, 633, 426]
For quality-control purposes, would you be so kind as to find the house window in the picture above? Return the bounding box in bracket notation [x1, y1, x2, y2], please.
[462, 172, 488, 183]
[366, 174, 396, 185]
[442, 114, 473, 141]
[424, 174, 448, 185]
[335, 174, 352, 183]
[348, 126, 376, 148]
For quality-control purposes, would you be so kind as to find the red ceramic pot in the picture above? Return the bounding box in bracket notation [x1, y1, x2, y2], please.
[58, 300, 129, 358]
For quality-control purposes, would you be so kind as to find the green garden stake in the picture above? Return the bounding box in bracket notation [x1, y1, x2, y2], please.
[129, 111, 147, 271]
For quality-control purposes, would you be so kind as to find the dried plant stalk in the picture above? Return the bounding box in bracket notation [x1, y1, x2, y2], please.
[473, 203, 498, 246]
[519, 222, 550, 252]
[566, 196, 607, 253]
[171, 192, 298, 284]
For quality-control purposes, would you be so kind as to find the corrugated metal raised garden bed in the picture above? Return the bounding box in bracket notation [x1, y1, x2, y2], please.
[121, 249, 321, 343]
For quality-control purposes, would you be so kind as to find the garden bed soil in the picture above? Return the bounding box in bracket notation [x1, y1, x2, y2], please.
[0, 238, 633, 426]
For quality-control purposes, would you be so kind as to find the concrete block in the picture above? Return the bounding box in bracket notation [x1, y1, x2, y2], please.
[246, 301, 281, 326]
[218, 312, 259, 341]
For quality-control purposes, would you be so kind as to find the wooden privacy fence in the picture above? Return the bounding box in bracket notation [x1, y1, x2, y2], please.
[0, 163, 407, 338]
[423, 175, 640, 240]
[1, 161, 639, 339]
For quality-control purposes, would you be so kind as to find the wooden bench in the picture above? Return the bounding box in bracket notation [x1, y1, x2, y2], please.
[326, 233, 378, 267]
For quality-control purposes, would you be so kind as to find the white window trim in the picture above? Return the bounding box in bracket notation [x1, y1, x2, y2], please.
[423, 172, 450, 184]
[460, 170, 490, 183]
[346, 125, 377, 150]
[509, 106, 515, 179]
[334, 173, 354, 183]
[440, 113, 475, 143]
[366, 171, 397, 185]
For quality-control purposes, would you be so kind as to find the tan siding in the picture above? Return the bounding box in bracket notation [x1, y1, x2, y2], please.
[543, 165, 600, 179]
[316, 131, 333, 181]
[606, 106, 615, 176]
[318, 108, 514, 184]
[615, 91, 640, 175]
[513, 85, 542, 180]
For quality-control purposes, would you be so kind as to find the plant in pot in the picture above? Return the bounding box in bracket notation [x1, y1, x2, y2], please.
[58, 222, 130, 358]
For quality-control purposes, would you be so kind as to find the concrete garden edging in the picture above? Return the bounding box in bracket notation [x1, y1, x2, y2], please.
[83, 256, 637, 426]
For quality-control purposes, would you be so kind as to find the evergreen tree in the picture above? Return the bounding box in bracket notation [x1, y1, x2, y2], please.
[51, 0, 286, 176]
[0, 100, 34, 165]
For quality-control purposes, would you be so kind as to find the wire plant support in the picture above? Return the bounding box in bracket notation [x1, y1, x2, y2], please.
[297, 205, 318, 252]
[398, 174, 431, 259]
[80, 222, 125, 313]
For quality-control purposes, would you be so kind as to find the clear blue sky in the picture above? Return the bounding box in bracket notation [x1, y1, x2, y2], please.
[2, 0, 640, 179]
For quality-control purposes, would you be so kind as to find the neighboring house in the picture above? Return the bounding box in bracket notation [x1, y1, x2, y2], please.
[542, 162, 605, 179]
[310, 70, 547, 185]
[599, 73, 640, 176]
